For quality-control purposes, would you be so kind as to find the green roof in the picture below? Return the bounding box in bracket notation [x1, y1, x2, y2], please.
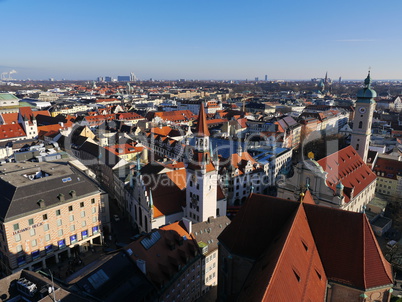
[198, 241, 208, 248]
[0, 93, 19, 101]
[18, 101, 36, 108]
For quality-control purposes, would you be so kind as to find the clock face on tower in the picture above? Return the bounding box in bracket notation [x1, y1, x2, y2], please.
[358, 107, 367, 114]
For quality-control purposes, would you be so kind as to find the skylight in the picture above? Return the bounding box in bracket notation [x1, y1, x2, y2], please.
[140, 231, 161, 250]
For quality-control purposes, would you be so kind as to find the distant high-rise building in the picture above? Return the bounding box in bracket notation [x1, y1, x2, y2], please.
[97, 76, 104, 82]
[265, 75, 268, 81]
[130, 72, 137, 82]
[105, 76, 112, 82]
[339, 76, 342, 83]
[255, 77, 259, 82]
[117, 76, 130, 82]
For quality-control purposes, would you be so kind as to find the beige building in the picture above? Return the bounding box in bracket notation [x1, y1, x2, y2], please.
[373, 156, 402, 198]
[0, 161, 104, 275]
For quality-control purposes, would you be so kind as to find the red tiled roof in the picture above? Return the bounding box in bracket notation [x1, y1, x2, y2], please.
[146, 110, 196, 123]
[238, 204, 327, 302]
[226, 151, 260, 175]
[304, 203, 393, 289]
[33, 110, 51, 117]
[218, 194, 300, 259]
[150, 126, 173, 137]
[143, 169, 186, 218]
[317, 146, 377, 202]
[0, 124, 26, 140]
[117, 112, 144, 120]
[373, 157, 402, 180]
[104, 143, 144, 156]
[84, 114, 116, 125]
[124, 226, 199, 287]
[195, 103, 210, 136]
[217, 185, 225, 200]
[220, 193, 393, 297]
[19, 107, 34, 120]
[0, 113, 18, 125]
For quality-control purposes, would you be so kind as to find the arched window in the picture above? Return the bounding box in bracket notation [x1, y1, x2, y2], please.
[358, 121, 363, 129]
[356, 143, 359, 150]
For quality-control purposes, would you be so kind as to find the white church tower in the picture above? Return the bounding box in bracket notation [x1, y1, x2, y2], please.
[351, 72, 376, 163]
[185, 102, 218, 223]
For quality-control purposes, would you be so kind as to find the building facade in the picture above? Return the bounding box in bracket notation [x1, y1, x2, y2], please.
[0, 161, 104, 275]
[351, 72, 377, 163]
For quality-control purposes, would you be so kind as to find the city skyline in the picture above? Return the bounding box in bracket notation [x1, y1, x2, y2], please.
[2, 0, 402, 80]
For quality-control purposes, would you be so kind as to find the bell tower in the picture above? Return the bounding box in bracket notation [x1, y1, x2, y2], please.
[351, 72, 376, 163]
[185, 102, 218, 223]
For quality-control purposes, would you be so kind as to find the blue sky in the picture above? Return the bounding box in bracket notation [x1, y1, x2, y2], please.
[1, 0, 402, 80]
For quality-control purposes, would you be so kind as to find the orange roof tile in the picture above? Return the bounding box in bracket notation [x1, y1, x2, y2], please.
[0, 124, 26, 140]
[317, 146, 377, 203]
[33, 110, 51, 117]
[195, 103, 210, 136]
[1, 113, 18, 125]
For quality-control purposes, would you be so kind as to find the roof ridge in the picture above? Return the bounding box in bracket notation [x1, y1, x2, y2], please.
[362, 214, 367, 289]
[263, 203, 302, 300]
[362, 213, 393, 289]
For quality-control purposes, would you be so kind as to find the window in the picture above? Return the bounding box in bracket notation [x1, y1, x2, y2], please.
[57, 219, 62, 226]
[70, 235, 77, 244]
[80, 202, 84, 208]
[31, 239, 37, 247]
[92, 226, 99, 234]
[30, 228, 36, 236]
[44, 224, 49, 231]
[358, 121, 363, 129]
[92, 216, 97, 223]
[13, 223, 19, 231]
[58, 229, 63, 236]
[293, 270, 300, 282]
[82, 221, 86, 227]
[56, 209, 61, 216]
[92, 207, 96, 214]
[356, 143, 359, 151]
[81, 211, 85, 218]
[28, 218, 34, 225]
[17, 255, 26, 266]
[69, 215, 74, 222]
[70, 225, 75, 231]
[68, 206, 73, 211]
[91, 198, 95, 204]
[58, 239, 66, 249]
[14, 234, 21, 242]
[45, 234, 51, 241]
[16, 245, 22, 253]
[43, 214, 48, 220]
[82, 230, 88, 239]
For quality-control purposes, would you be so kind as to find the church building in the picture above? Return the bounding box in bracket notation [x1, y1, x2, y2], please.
[277, 74, 377, 212]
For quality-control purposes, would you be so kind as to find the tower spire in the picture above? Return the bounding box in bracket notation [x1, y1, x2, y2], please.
[195, 102, 210, 137]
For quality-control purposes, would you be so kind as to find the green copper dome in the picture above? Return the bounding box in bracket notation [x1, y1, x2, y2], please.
[336, 181, 344, 190]
[356, 71, 377, 100]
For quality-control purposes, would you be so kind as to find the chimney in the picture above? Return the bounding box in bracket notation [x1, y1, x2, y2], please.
[37, 199, 45, 208]
[183, 218, 192, 234]
[69, 190, 76, 198]
[136, 259, 146, 275]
